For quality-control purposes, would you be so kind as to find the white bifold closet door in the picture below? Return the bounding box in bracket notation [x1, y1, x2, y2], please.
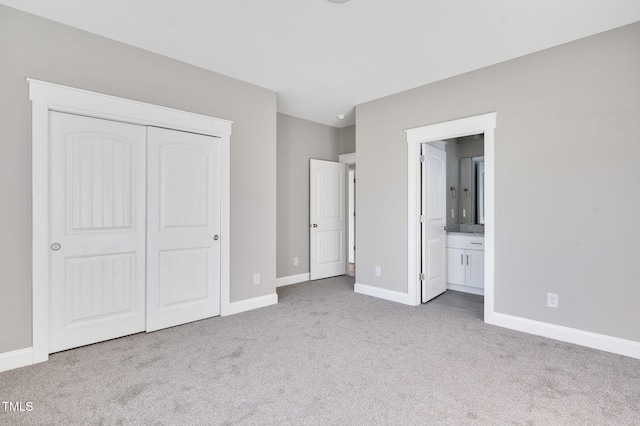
[49, 112, 147, 353]
[48, 112, 221, 353]
[146, 126, 221, 332]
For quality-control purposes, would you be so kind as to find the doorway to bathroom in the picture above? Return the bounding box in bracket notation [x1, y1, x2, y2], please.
[405, 113, 496, 322]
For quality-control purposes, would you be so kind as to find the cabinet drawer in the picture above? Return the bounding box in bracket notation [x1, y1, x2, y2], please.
[446, 235, 485, 251]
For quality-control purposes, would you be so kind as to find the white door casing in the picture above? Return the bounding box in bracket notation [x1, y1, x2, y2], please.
[405, 112, 495, 310]
[421, 143, 447, 303]
[146, 127, 221, 332]
[310, 159, 347, 280]
[48, 112, 147, 352]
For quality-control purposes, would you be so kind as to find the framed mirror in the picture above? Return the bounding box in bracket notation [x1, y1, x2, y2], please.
[459, 156, 484, 225]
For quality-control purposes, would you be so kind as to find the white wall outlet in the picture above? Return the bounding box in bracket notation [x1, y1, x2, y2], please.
[253, 273, 260, 285]
[374, 266, 381, 276]
[463, 209, 466, 218]
[293, 257, 299, 266]
[547, 293, 558, 308]
[451, 209, 455, 218]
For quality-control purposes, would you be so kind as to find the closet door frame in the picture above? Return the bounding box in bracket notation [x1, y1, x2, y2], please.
[29, 79, 232, 365]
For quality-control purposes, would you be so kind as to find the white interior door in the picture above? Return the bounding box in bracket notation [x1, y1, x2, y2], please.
[146, 127, 221, 332]
[421, 143, 447, 303]
[310, 159, 347, 280]
[49, 112, 147, 353]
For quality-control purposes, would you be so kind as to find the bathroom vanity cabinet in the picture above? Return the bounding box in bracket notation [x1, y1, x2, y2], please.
[447, 233, 484, 294]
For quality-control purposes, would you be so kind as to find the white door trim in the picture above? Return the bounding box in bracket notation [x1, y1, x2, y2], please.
[29, 79, 232, 366]
[340, 153, 356, 265]
[338, 152, 356, 165]
[405, 113, 496, 317]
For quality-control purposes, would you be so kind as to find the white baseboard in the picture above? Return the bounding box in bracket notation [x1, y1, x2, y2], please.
[0, 347, 34, 373]
[222, 293, 278, 316]
[487, 312, 640, 360]
[447, 283, 484, 296]
[276, 273, 310, 287]
[354, 282, 412, 305]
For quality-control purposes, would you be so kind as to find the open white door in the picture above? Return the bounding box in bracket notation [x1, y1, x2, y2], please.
[421, 143, 447, 302]
[310, 159, 347, 280]
[49, 112, 147, 353]
[146, 127, 221, 332]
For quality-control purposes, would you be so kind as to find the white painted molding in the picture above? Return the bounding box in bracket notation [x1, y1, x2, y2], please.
[222, 293, 279, 316]
[0, 347, 34, 373]
[338, 152, 356, 164]
[405, 113, 495, 141]
[29, 79, 232, 365]
[276, 273, 310, 287]
[488, 313, 640, 360]
[354, 283, 412, 305]
[28, 79, 233, 136]
[405, 113, 496, 311]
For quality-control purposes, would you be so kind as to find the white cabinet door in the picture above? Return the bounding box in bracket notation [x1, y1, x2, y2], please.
[466, 249, 485, 288]
[310, 159, 347, 280]
[146, 127, 221, 332]
[49, 112, 147, 353]
[421, 144, 447, 302]
[447, 248, 466, 286]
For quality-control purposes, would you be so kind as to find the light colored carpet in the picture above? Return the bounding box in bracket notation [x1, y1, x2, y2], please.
[1, 276, 639, 425]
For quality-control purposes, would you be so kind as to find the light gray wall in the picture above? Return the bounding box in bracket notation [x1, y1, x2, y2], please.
[0, 5, 277, 354]
[277, 113, 340, 278]
[356, 22, 640, 342]
[339, 125, 356, 154]
[456, 135, 484, 159]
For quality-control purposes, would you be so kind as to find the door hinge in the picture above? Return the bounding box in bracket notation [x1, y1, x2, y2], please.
[419, 215, 425, 223]
[419, 155, 425, 162]
[419, 273, 426, 281]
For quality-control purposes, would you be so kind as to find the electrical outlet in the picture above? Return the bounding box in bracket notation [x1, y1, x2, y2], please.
[375, 266, 381, 277]
[451, 209, 455, 218]
[547, 293, 558, 308]
[253, 273, 260, 285]
[293, 257, 299, 266]
[463, 209, 466, 218]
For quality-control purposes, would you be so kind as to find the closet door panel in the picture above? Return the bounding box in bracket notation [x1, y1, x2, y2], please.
[49, 112, 146, 353]
[146, 127, 221, 332]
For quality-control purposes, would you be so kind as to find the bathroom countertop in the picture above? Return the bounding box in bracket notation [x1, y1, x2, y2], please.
[447, 231, 485, 236]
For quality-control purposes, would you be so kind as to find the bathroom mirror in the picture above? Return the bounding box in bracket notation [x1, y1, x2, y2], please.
[459, 156, 484, 224]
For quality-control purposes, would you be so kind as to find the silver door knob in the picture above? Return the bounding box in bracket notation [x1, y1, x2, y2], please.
[51, 243, 61, 251]
[213, 235, 219, 241]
